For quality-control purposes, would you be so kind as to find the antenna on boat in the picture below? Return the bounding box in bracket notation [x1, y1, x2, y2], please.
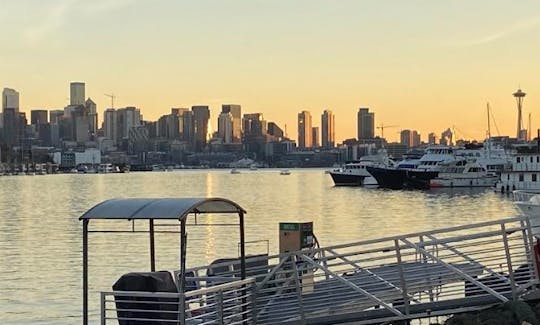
[487, 102, 491, 139]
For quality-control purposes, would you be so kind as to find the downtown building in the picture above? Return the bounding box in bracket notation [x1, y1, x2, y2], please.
[321, 110, 335, 148]
[298, 110, 312, 149]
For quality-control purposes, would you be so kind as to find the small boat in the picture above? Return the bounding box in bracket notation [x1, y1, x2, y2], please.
[249, 164, 258, 171]
[231, 168, 241, 174]
[280, 170, 291, 175]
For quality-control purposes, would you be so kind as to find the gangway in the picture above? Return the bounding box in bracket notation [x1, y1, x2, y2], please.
[82, 199, 540, 324]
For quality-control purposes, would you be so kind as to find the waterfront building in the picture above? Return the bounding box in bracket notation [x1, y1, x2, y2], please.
[2, 88, 19, 113]
[222, 104, 242, 143]
[298, 110, 312, 149]
[357, 108, 374, 140]
[192, 106, 210, 151]
[218, 111, 233, 144]
[70, 82, 85, 106]
[312, 127, 320, 148]
[321, 110, 335, 148]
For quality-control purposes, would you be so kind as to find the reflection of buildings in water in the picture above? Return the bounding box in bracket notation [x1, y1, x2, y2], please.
[205, 171, 214, 197]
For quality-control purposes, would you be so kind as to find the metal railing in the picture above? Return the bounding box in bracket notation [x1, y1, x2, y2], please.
[100, 277, 255, 324]
[99, 217, 539, 324]
[514, 190, 540, 203]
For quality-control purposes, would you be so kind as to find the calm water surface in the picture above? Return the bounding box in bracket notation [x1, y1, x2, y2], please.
[0, 169, 519, 324]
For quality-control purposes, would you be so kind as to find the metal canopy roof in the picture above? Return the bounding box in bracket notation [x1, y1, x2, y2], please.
[79, 197, 246, 220]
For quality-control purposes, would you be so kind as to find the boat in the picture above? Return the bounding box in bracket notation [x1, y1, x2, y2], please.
[496, 151, 540, 193]
[231, 168, 241, 174]
[513, 190, 540, 233]
[368, 146, 457, 189]
[249, 164, 258, 171]
[280, 169, 291, 175]
[430, 159, 499, 188]
[329, 151, 394, 186]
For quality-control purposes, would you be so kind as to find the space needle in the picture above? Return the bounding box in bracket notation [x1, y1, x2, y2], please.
[513, 88, 526, 140]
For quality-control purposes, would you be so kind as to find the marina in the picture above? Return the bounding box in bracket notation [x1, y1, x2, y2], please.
[0, 169, 523, 324]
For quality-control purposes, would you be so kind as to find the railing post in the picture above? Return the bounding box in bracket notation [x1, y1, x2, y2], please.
[100, 292, 106, 325]
[250, 282, 258, 324]
[501, 223, 517, 300]
[178, 293, 186, 325]
[291, 254, 306, 324]
[395, 239, 410, 315]
[217, 291, 224, 325]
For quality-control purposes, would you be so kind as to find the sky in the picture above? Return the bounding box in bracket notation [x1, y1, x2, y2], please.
[0, 0, 539, 143]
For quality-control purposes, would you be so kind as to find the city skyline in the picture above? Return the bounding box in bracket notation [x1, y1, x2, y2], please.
[1, 1, 539, 142]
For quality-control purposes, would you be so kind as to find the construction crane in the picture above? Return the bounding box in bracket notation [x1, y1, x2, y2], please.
[104, 93, 116, 108]
[377, 124, 398, 139]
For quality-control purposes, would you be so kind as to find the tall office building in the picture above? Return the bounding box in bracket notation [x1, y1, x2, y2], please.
[428, 132, 437, 145]
[321, 110, 335, 148]
[312, 127, 320, 147]
[104, 109, 117, 143]
[192, 106, 210, 151]
[297, 110, 312, 149]
[218, 111, 233, 143]
[267, 122, 284, 139]
[30, 110, 48, 125]
[182, 110, 194, 143]
[400, 129, 421, 148]
[85, 98, 98, 135]
[70, 82, 85, 105]
[49, 110, 64, 125]
[243, 113, 266, 136]
[357, 108, 374, 140]
[222, 104, 242, 143]
[2, 88, 19, 113]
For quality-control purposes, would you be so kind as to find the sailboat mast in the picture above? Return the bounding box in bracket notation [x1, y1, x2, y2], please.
[487, 102, 491, 139]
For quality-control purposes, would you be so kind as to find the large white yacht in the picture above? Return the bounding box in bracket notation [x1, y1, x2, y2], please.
[329, 151, 393, 186]
[430, 159, 499, 188]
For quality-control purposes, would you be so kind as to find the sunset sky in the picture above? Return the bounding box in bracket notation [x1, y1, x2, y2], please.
[1, 0, 539, 142]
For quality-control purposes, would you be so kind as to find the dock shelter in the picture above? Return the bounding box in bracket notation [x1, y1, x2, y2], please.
[79, 197, 248, 325]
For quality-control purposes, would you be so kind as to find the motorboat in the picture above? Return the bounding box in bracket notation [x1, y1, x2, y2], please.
[430, 159, 499, 188]
[280, 170, 291, 175]
[329, 151, 393, 186]
[230, 168, 241, 174]
[496, 152, 540, 193]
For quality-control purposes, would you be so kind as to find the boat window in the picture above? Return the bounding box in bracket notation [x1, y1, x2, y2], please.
[533, 174, 537, 182]
[537, 156, 539, 163]
[507, 174, 510, 180]
[517, 157, 521, 163]
[519, 173, 524, 182]
[531, 157, 534, 163]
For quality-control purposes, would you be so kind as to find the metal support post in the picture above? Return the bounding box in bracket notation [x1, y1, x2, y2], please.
[395, 239, 410, 315]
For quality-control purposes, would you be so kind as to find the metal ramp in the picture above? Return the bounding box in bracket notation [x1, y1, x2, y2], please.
[99, 217, 539, 324]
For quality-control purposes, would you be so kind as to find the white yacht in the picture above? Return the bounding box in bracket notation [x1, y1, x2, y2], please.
[430, 159, 499, 188]
[329, 151, 393, 186]
[416, 146, 458, 171]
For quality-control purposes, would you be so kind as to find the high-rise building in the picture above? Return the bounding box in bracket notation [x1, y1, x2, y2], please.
[182, 110, 194, 143]
[30, 110, 48, 126]
[267, 122, 284, 139]
[104, 109, 117, 143]
[192, 106, 210, 151]
[357, 108, 374, 140]
[222, 104, 242, 143]
[116, 107, 141, 145]
[85, 98, 97, 135]
[49, 110, 64, 125]
[400, 129, 421, 148]
[428, 132, 437, 145]
[243, 113, 266, 136]
[312, 127, 320, 147]
[321, 110, 335, 148]
[298, 111, 312, 149]
[218, 112, 233, 143]
[70, 82, 85, 106]
[2, 88, 19, 113]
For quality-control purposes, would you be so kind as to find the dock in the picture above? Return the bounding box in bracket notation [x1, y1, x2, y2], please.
[81, 198, 539, 324]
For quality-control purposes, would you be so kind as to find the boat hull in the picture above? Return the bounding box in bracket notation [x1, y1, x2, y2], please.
[367, 166, 438, 190]
[329, 172, 366, 186]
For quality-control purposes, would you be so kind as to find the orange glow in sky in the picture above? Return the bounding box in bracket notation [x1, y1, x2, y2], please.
[1, 0, 539, 143]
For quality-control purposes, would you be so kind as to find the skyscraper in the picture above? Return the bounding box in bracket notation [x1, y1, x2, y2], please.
[218, 111, 233, 143]
[297, 110, 312, 149]
[222, 104, 242, 143]
[321, 110, 335, 148]
[312, 127, 320, 147]
[192, 106, 210, 151]
[30, 110, 48, 125]
[104, 109, 117, 143]
[357, 108, 374, 140]
[70, 82, 85, 106]
[2, 88, 19, 113]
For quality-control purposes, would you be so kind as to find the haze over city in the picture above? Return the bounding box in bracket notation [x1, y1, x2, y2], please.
[1, 0, 539, 142]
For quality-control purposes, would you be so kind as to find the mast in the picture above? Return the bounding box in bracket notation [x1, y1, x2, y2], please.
[487, 102, 491, 159]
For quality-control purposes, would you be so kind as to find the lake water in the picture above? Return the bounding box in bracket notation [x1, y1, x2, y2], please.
[0, 169, 519, 324]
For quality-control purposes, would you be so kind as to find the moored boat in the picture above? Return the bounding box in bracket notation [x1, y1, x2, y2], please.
[430, 160, 499, 188]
